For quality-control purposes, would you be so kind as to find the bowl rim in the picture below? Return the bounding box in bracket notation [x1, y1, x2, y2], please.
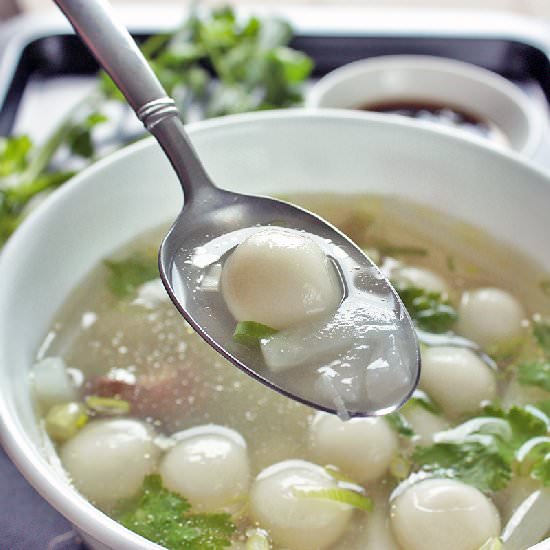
[306, 54, 545, 157]
[1, 108, 549, 549]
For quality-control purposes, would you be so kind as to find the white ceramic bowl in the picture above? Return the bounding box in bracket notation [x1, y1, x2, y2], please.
[1, 110, 549, 550]
[307, 55, 544, 157]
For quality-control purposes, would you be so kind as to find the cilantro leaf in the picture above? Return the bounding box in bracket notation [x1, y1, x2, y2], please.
[66, 112, 108, 158]
[413, 405, 549, 491]
[413, 440, 512, 492]
[116, 475, 235, 550]
[517, 361, 550, 392]
[1, 8, 311, 249]
[394, 284, 457, 333]
[104, 253, 159, 298]
[0, 135, 32, 177]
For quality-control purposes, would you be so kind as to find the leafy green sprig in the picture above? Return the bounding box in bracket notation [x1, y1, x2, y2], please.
[116, 475, 236, 550]
[412, 404, 550, 492]
[393, 283, 458, 333]
[101, 7, 312, 120]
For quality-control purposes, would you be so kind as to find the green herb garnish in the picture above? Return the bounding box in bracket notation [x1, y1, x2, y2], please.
[245, 528, 271, 550]
[85, 395, 131, 415]
[406, 389, 441, 415]
[536, 399, 550, 417]
[413, 440, 511, 492]
[385, 412, 414, 437]
[104, 253, 158, 298]
[518, 361, 550, 392]
[0, 7, 311, 247]
[102, 8, 311, 119]
[413, 404, 550, 491]
[293, 487, 374, 512]
[394, 284, 457, 333]
[233, 321, 278, 346]
[479, 538, 503, 550]
[44, 402, 88, 442]
[116, 475, 236, 550]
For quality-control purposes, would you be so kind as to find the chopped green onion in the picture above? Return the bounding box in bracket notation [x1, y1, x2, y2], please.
[293, 487, 374, 512]
[233, 321, 278, 347]
[246, 528, 271, 550]
[45, 402, 88, 442]
[478, 537, 503, 550]
[86, 395, 130, 415]
[324, 465, 357, 484]
[389, 455, 411, 481]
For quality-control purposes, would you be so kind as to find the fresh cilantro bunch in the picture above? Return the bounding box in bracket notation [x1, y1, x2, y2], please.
[116, 475, 236, 550]
[0, 108, 107, 245]
[101, 7, 313, 119]
[413, 404, 550, 491]
[0, 7, 312, 247]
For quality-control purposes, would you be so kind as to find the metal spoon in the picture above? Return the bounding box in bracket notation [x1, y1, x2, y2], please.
[54, 0, 420, 417]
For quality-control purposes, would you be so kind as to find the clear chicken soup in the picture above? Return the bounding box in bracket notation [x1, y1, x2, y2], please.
[33, 194, 550, 550]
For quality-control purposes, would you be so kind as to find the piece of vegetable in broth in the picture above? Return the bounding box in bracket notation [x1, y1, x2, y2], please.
[233, 321, 278, 347]
[32, 356, 78, 410]
[44, 402, 88, 442]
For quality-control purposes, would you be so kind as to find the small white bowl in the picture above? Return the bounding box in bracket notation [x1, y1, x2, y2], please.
[307, 55, 544, 157]
[1, 110, 549, 549]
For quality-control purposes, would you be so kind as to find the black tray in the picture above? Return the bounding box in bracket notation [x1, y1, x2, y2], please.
[1, 8, 550, 136]
[1, 7, 549, 550]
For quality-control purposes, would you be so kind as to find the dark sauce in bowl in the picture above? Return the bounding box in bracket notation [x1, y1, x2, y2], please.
[358, 100, 508, 146]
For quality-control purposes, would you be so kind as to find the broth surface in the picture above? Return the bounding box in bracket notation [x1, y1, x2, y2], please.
[36, 194, 550, 549]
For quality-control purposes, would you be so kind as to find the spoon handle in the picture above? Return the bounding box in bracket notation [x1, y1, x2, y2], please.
[53, 0, 214, 200]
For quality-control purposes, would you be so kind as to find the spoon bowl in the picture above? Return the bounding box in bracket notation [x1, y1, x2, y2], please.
[55, 0, 420, 416]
